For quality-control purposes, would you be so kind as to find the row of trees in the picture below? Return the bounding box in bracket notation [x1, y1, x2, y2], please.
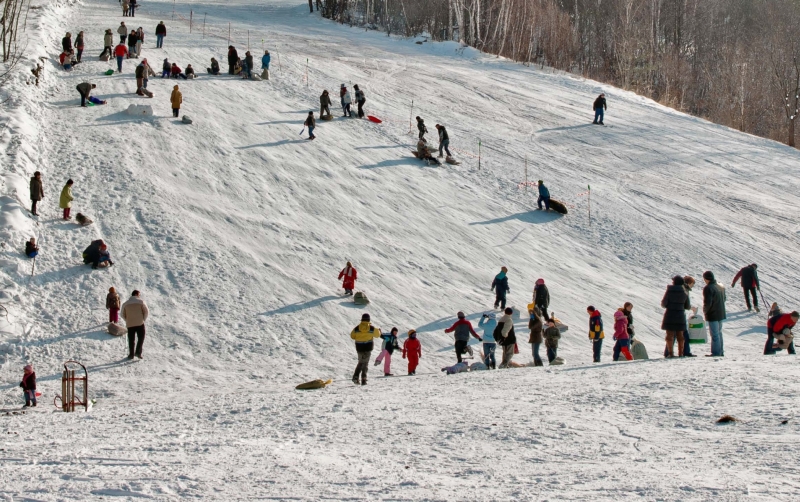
[321, 0, 800, 147]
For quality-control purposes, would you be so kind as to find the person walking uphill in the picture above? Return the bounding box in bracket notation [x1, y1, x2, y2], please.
[114, 42, 128, 72]
[304, 111, 316, 140]
[319, 90, 332, 118]
[402, 330, 422, 375]
[593, 93, 607, 125]
[532, 278, 551, 321]
[354, 84, 366, 118]
[702, 271, 727, 357]
[491, 267, 510, 310]
[122, 290, 149, 359]
[350, 313, 381, 385]
[587, 306, 604, 362]
[170, 85, 182, 118]
[537, 180, 551, 211]
[338, 261, 357, 295]
[444, 312, 482, 363]
[76, 82, 96, 107]
[661, 276, 691, 358]
[59, 179, 74, 220]
[732, 263, 760, 312]
[29, 171, 43, 216]
[435, 124, 451, 158]
[155, 21, 166, 48]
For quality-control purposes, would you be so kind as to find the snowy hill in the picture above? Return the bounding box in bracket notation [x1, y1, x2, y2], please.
[1, 0, 800, 499]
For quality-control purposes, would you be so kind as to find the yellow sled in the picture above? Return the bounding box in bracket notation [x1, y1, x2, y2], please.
[295, 379, 332, 390]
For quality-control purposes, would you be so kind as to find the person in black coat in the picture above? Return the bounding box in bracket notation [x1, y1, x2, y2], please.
[703, 271, 727, 357]
[491, 267, 510, 310]
[227, 46, 238, 75]
[244, 51, 254, 79]
[62, 32, 72, 53]
[731, 263, 760, 312]
[623, 302, 634, 338]
[533, 279, 551, 321]
[593, 93, 607, 125]
[416, 116, 427, 139]
[661, 276, 691, 357]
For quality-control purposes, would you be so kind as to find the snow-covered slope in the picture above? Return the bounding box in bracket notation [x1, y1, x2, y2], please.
[1, 0, 799, 499]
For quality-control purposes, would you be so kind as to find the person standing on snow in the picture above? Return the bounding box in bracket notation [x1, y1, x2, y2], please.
[304, 111, 316, 140]
[543, 319, 561, 363]
[528, 304, 544, 366]
[155, 21, 167, 48]
[593, 93, 607, 125]
[29, 171, 43, 216]
[161, 58, 171, 78]
[444, 311, 482, 363]
[374, 327, 400, 377]
[612, 308, 633, 361]
[75, 82, 96, 107]
[261, 50, 271, 80]
[731, 263, 760, 312]
[350, 313, 381, 385]
[75, 31, 85, 62]
[59, 179, 74, 220]
[103, 29, 114, 58]
[435, 124, 451, 158]
[122, 290, 149, 359]
[496, 307, 516, 368]
[62, 32, 72, 53]
[402, 329, 422, 375]
[765, 310, 798, 355]
[135, 59, 155, 95]
[587, 306, 604, 362]
[227, 46, 239, 75]
[416, 116, 427, 139]
[243, 51, 254, 79]
[114, 42, 128, 72]
[118, 22, 128, 43]
[664, 276, 697, 357]
[491, 266, 510, 310]
[20, 365, 36, 407]
[129, 0, 137, 17]
[532, 278, 550, 321]
[135, 27, 144, 57]
[340, 85, 352, 117]
[661, 276, 691, 358]
[537, 180, 551, 211]
[478, 312, 498, 369]
[170, 85, 182, 118]
[319, 90, 332, 118]
[107, 286, 121, 323]
[126, 30, 138, 60]
[702, 271, 727, 357]
[338, 261, 357, 295]
[122, 0, 130, 17]
[353, 84, 366, 118]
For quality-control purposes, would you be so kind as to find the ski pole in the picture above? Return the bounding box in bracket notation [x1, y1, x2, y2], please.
[299, 127, 305, 136]
[759, 288, 768, 315]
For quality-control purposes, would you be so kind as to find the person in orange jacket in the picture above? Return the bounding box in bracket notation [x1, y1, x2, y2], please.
[402, 329, 422, 375]
[338, 261, 357, 295]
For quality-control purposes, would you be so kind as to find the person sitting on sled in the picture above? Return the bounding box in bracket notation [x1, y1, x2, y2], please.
[416, 138, 440, 165]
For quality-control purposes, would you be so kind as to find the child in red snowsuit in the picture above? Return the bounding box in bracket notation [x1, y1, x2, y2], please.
[612, 309, 633, 361]
[338, 261, 357, 295]
[402, 330, 422, 375]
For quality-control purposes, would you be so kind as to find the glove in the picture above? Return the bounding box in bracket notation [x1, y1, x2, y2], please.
[478, 337, 483, 342]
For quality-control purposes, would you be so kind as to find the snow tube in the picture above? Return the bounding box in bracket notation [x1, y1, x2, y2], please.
[549, 199, 568, 215]
[367, 115, 382, 124]
[295, 379, 332, 390]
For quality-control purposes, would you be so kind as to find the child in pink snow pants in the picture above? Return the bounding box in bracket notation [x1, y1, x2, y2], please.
[374, 327, 400, 376]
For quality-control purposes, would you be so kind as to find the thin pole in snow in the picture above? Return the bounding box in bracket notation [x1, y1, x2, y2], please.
[190, 10, 193, 34]
[588, 185, 592, 224]
[31, 257, 36, 278]
[408, 99, 413, 135]
[525, 156, 528, 194]
[203, 13, 206, 39]
[478, 139, 481, 170]
[172, 0, 175, 21]
[248, 30, 250, 51]
[228, 23, 231, 44]
[278, 52, 282, 73]
[306, 58, 309, 87]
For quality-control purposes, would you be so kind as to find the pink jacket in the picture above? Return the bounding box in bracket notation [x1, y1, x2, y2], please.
[613, 310, 629, 340]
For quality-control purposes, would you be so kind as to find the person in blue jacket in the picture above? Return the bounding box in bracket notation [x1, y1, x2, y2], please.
[261, 50, 271, 80]
[537, 180, 550, 211]
[478, 312, 497, 369]
[491, 266, 510, 310]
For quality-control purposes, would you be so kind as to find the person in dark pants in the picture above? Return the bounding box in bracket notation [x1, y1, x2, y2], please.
[702, 271, 727, 357]
[661, 276, 691, 357]
[121, 290, 149, 359]
[544, 320, 560, 362]
[435, 124, 451, 157]
[665, 276, 698, 357]
[129, 0, 137, 17]
[29, 171, 43, 215]
[227, 45, 238, 75]
[593, 93, 607, 125]
[537, 180, 551, 211]
[491, 266, 509, 310]
[354, 84, 366, 118]
[587, 306, 604, 362]
[731, 263, 760, 312]
[532, 278, 551, 321]
[156, 21, 167, 48]
[765, 311, 798, 355]
[444, 311, 481, 363]
[416, 116, 427, 139]
[350, 313, 381, 385]
[76, 82, 96, 107]
[304, 111, 316, 140]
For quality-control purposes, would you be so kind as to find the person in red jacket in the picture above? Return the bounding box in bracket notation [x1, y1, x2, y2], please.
[338, 261, 357, 295]
[732, 263, 760, 312]
[402, 329, 422, 375]
[766, 311, 798, 355]
[114, 43, 129, 73]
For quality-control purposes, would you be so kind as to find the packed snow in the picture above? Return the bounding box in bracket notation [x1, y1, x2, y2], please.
[0, 0, 799, 499]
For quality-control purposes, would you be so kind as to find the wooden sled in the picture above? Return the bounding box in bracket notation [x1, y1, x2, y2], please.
[295, 379, 332, 390]
[320, 114, 334, 121]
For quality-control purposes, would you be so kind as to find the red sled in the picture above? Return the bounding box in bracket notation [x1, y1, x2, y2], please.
[367, 115, 382, 124]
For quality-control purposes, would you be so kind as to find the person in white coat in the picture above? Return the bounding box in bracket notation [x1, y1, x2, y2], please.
[121, 290, 149, 359]
[340, 84, 352, 117]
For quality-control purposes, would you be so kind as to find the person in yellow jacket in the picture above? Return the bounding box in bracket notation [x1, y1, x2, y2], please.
[170, 84, 182, 117]
[350, 313, 381, 385]
[587, 306, 605, 363]
[59, 179, 74, 220]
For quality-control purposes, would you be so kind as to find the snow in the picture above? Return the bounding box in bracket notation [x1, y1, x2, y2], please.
[0, 0, 799, 499]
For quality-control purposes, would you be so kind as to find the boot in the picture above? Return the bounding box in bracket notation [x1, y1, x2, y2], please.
[361, 379, 367, 386]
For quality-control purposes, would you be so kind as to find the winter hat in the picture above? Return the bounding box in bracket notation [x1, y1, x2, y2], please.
[791, 311, 800, 318]
[109, 287, 116, 293]
[486, 312, 496, 319]
[23, 364, 32, 373]
[587, 306, 596, 313]
[672, 275, 685, 286]
[390, 327, 398, 334]
[504, 308, 513, 315]
[361, 313, 370, 322]
[536, 278, 545, 285]
[173, 85, 179, 90]
[407, 329, 417, 338]
[703, 271, 715, 281]
[457, 311, 465, 319]
[751, 263, 758, 269]
[538, 180, 544, 185]
[614, 310, 625, 319]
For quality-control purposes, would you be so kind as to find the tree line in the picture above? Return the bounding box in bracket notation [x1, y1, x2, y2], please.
[321, 0, 800, 147]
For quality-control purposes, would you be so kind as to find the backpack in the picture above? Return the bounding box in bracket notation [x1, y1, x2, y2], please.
[631, 338, 649, 360]
[353, 291, 369, 305]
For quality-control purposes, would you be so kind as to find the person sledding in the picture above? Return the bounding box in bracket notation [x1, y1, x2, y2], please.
[338, 261, 357, 295]
[83, 239, 114, 269]
[25, 238, 38, 258]
[444, 311, 482, 363]
[414, 138, 440, 165]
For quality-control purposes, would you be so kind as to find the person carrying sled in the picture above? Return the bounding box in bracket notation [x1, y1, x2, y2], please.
[537, 180, 551, 211]
[29, 171, 43, 216]
[59, 179, 74, 219]
[416, 116, 427, 139]
[304, 111, 316, 140]
[107, 286, 121, 323]
[340, 84, 352, 117]
[155, 21, 167, 48]
[402, 329, 422, 375]
[374, 327, 400, 376]
[444, 312, 482, 363]
[478, 312, 497, 369]
[532, 278, 551, 321]
[528, 304, 544, 366]
[20, 365, 36, 407]
[350, 313, 381, 385]
[732, 263, 760, 312]
[491, 266, 510, 310]
[765, 310, 798, 355]
[435, 124, 451, 158]
[261, 50, 271, 80]
[319, 90, 332, 118]
[353, 84, 366, 118]
[122, 290, 149, 359]
[496, 307, 516, 368]
[25, 238, 38, 258]
[338, 261, 357, 295]
[593, 93, 606, 125]
[587, 306, 604, 362]
[227, 46, 239, 75]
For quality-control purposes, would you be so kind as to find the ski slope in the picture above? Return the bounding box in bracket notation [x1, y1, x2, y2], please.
[0, 0, 799, 499]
